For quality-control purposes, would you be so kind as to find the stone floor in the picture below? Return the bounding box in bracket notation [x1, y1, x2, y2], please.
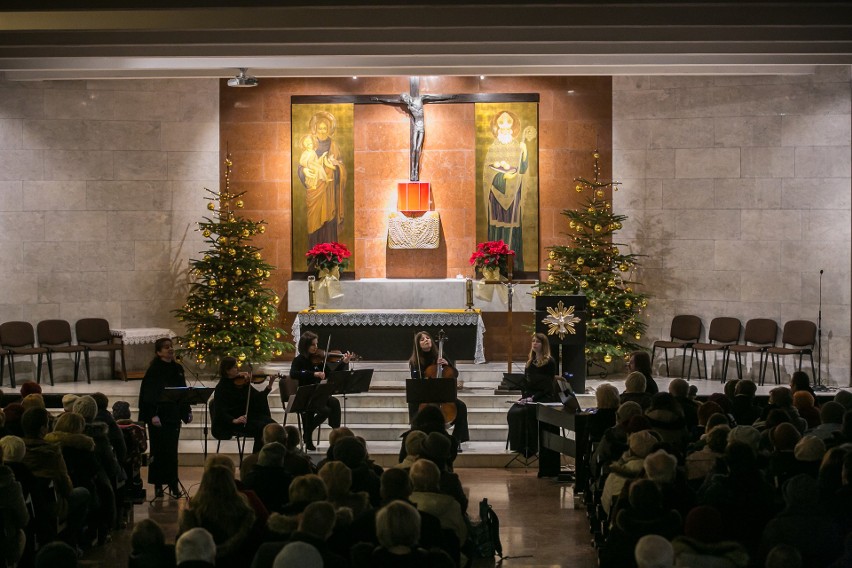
[80, 466, 599, 568]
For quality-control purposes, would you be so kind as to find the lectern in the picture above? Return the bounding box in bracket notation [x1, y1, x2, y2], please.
[535, 295, 587, 393]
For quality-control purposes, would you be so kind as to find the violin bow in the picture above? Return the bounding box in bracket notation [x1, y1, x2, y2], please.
[322, 335, 332, 374]
[415, 333, 422, 379]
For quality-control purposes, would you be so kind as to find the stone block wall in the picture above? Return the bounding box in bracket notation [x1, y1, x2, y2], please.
[0, 78, 218, 367]
[612, 67, 852, 385]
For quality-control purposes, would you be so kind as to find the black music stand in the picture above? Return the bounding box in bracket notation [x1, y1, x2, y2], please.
[159, 386, 213, 500]
[405, 378, 457, 406]
[284, 382, 336, 450]
[327, 369, 374, 426]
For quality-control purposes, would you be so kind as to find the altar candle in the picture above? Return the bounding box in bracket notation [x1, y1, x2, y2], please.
[465, 278, 474, 310]
[308, 275, 317, 311]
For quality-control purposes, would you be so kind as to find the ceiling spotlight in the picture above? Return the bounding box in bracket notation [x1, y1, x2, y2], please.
[480, 75, 486, 80]
[228, 68, 258, 88]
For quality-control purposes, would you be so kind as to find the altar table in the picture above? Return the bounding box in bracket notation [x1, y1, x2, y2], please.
[292, 309, 485, 363]
[110, 327, 176, 379]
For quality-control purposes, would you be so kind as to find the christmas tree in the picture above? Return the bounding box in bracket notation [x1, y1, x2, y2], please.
[173, 154, 290, 368]
[535, 151, 649, 366]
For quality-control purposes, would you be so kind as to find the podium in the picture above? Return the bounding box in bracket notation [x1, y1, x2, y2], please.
[535, 295, 587, 393]
[327, 369, 373, 426]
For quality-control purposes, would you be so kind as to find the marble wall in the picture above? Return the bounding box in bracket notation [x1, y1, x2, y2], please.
[612, 67, 852, 385]
[0, 78, 218, 340]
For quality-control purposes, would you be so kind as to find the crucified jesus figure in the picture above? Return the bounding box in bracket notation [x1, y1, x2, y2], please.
[372, 91, 456, 181]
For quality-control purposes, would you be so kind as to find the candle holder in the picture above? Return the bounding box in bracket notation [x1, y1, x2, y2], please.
[307, 275, 317, 311]
[465, 278, 474, 311]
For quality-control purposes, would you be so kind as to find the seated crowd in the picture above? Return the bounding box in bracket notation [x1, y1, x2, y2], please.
[587, 369, 852, 568]
[1, 388, 474, 568]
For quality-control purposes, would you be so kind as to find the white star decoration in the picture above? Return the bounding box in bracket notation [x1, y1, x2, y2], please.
[542, 301, 581, 340]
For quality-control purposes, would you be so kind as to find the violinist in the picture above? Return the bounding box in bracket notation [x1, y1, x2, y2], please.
[288, 331, 352, 451]
[408, 331, 470, 449]
[507, 333, 558, 458]
[213, 356, 276, 454]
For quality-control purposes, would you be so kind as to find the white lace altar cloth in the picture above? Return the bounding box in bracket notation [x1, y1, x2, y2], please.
[292, 309, 486, 364]
[110, 328, 176, 345]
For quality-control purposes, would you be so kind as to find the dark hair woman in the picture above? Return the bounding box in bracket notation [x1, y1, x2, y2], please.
[213, 356, 276, 454]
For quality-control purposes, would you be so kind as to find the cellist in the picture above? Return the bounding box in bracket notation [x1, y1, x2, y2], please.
[408, 331, 470, 450]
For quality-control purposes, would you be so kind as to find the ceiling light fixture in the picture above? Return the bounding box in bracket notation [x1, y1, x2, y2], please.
[227, 68, 258, 88]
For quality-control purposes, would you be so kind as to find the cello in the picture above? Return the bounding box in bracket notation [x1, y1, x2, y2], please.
[418, 330, 459, 424]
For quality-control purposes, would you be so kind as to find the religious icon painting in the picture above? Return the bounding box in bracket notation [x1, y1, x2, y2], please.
[474, 102, 539, 274]
[291, 103, 355, 272]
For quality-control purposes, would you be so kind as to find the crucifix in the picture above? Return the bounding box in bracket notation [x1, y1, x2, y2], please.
[371, 77, 456, 182]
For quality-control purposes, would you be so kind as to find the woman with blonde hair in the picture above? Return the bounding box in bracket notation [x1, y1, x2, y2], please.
[507, 333, 558, 457]
[178, 465, 258, 564]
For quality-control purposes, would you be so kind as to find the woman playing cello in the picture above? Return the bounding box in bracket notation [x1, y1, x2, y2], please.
[288, 331, 352, 451]
[212, 356, 276, 454]
[408, 331, 470, 450]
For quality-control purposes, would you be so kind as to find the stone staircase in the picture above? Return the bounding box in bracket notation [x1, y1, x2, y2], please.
[31, 360, 597, 468]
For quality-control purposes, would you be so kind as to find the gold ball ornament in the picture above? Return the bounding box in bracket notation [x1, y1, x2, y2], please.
[226, 159, 233, 167]
[625, 300, 633, 308]
[248, 290, 256, 298]
[228, 248, 236, 256]
[223, 299, 229, 305]
[569, 220, 576, 230]
[614, 222, 622, 230]
[617, 327, 624, 335]
[619, 264, 629, 272]
[584, 347, 591, 354]
[207, 308, 215, 315]
[256, 268, 264, 276]
[604, 309, 611, 315]
[253, 315, 261, 323]
[593, 152, 600, 159]
[635, 332, 642, 340]
[218, 236, 227, 245]
[254, 252, 262, 260]
[232, 305, 239, 312]
[238, 353, 247, 362]
[259, 225, 266, 234]
[203, 255, 211, 261]
[641, 299, 648, 308]
[580, 280, 588, 288]
[253, 339, 261, 347]
[274, 295, 280, 304]
[275, 331, 281, 339]
[548, 250, 556, 260]
[626, 287, 633, 293]
[576, 257, 584, 265]
[202, 229, 211, 237]
[587, 207, 595, 213]
[594, 224, 603, 232]
[209, 279, 217, 287]
[607, 279, 616, 287]
[242, 229, 250, 238]
[275, 349, 283, 356]
[575, 184, 583, 193]
[264, 270, 270, 278]
[603, 354, 613, 363]
[547, 274, 555, 283]
[235, 268, 243, 276]
[547, 263, 553, 271]
[589, 299, 598, 308]
[207, 202, 215, 211]
[188, 340, 196, 348]
[612, 247, 619, 255]
[236, 200, 244, 209]
[223, 336, 231, 343]
[261, 306, 268, 314]
[595, 189, 605, 198]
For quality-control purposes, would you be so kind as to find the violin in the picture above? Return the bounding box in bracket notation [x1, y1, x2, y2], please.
[419, 330, 459, 424]
[230, 371, 275, 388]
[309, 349, 361, 367]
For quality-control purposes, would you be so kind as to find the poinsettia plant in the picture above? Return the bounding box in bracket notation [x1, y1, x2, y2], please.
[469, 240, 516, 272]
[306, 241, 352, 271]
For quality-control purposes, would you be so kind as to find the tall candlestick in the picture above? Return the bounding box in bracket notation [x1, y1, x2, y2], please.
[465, 278, 474, 310]
[307, 275, 317, 311]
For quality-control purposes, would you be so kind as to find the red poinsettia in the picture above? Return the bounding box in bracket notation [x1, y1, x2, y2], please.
[469, 240, 516, 271]
[306, 242, 352, 271]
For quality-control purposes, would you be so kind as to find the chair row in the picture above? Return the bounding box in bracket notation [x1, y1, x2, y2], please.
[0, 318, 126, 388]
[651, 316, 817, 386]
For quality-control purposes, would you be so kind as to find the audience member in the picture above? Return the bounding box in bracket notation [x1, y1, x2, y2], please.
[668, 378, 699, 431]
[645, 392, 689, 453]
[634, 534, 674, 568]
[409, 459, 467, 544]
[129, 518, 176, 568]
[272, 541, 323, 568]
[175, 527, 216, 568]
[589, 384, 620, 441]
[395, 429, 426, 470]
[319, 460, 370, 518]
[243, 442, 293, 513]
[620, 372, 652, 409]
[601, 429, 658, 514]
[0, 447, 29, 567]
[251, 501, 346, 568]
[627, 350, 659, 395]
[333, 436, 380, 506]
[731, 379, 762, 426]
[793, 391, 820, 430]
[34, 541, 77, 568]
[672, 505, 749, 567]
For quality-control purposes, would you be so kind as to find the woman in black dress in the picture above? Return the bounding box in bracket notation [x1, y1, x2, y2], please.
[288, 331, 350, 450]
[138, 337, 191, 497]
[408, 331, 470, 449]
[213, 356, 276, 454]
[507, 333, 558, 457]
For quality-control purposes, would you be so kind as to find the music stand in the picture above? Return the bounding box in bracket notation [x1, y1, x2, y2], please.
[284, 382, 336, 450]
[327, 369, 374, 426]
[158, 386, 214, 500]
[405, 378, 457, 405]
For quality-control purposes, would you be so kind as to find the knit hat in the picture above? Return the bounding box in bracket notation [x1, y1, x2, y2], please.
[421, 431, 452, 463]
[820, 401, 845, 425]
[644, 449, 677, 483]
[62, 394, 79, 412]
[72, 395, 97, 421]
[258, 442, 287, 467]
[772, 422, 801, 452]
[616, 401, 643, 424]
[834, 389, 852, 410]
[332, 436, 366, 469]
[794, 435, 826, 463]
[684, 505, 724, 543]
[628, 430, 659, 458]
[728, 425, 761, 452]
[19, 381, 42, 397]
[404, 430, 427, 457]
